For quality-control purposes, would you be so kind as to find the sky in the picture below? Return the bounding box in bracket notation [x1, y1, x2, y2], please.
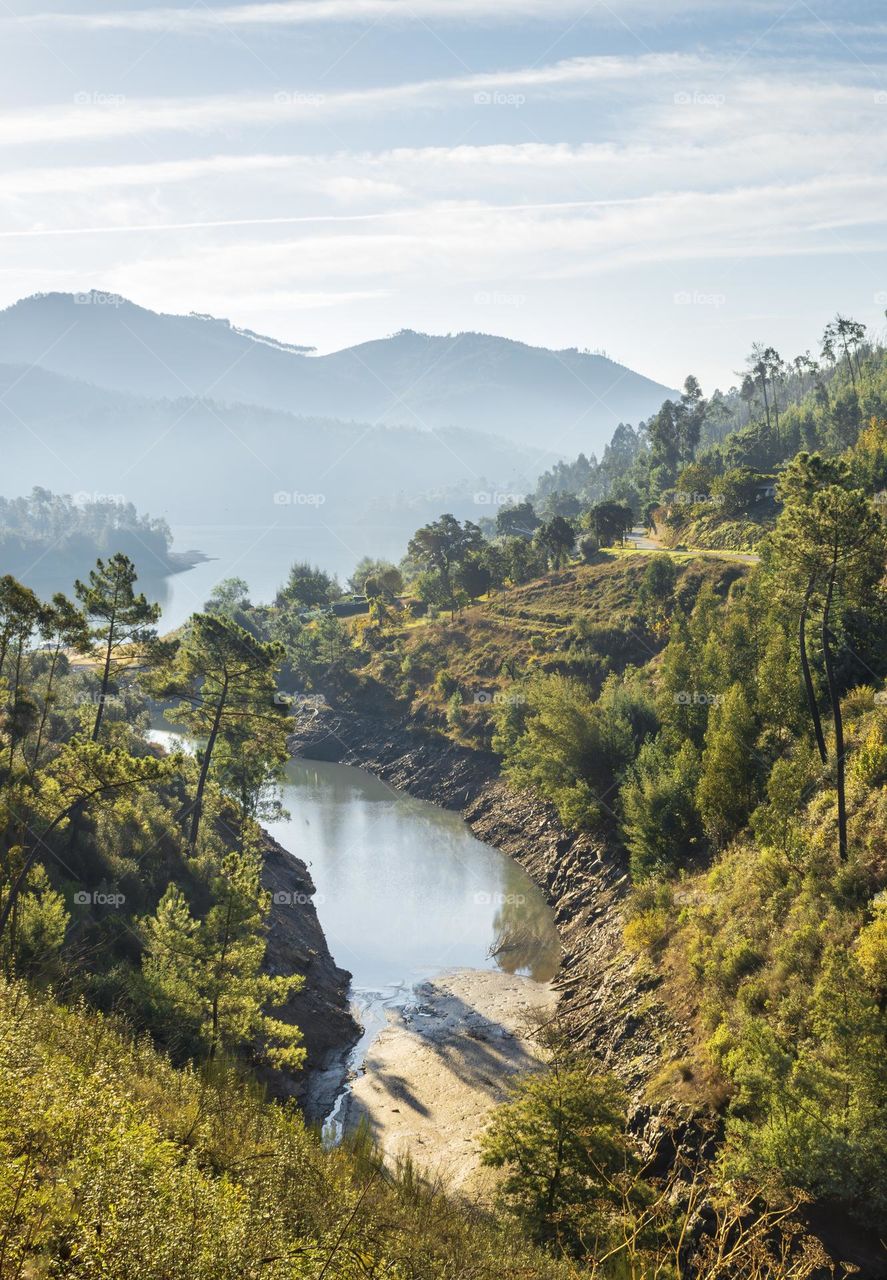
[1, 0, 887, 390]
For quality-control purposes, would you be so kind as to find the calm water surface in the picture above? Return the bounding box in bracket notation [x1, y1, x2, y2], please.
[148, 732, 561, 1103]
[266, 757, 560, 1135]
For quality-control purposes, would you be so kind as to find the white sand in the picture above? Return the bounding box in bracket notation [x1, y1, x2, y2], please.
[344, 968, 556, 1197]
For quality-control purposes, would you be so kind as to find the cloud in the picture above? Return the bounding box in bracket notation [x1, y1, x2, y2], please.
[4, 51, 879, 155]
[23, 172, 883, 275]
[0, 53, 711, 147]
[21, 0, 781, 34]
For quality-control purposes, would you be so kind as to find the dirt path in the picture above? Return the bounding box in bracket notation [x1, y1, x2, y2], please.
[344, 969, 556, 1198]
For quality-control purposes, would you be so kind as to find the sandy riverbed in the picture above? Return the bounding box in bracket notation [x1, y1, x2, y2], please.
[343, 968, 556, 1198]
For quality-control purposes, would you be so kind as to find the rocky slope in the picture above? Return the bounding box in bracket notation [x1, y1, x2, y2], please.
[261, 830, 361, 1123]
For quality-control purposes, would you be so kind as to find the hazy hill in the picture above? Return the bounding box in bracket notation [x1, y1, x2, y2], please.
[0, 362, 533, 536]
[0, 292, 674, 454]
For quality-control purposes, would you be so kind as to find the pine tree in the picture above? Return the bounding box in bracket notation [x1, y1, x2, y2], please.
[75, 555, 161, 740]
[149, 614, 289, 853]
[142, 842, 304, 1068]
[696, 682, 759, 847]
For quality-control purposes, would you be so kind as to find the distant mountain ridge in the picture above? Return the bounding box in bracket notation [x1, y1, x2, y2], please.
[0, 292, 675, 454]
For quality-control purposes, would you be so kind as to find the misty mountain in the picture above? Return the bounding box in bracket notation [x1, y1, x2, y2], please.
[0, 361, 534, 543]
[0, 292, 674, 455]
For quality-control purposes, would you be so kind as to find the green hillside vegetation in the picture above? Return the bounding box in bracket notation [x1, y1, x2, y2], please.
[0, 976, 567, 1280]
[530, 320, 887, 552]
[0, 557, 309, 1066]
[3, 316, 886, 1274]
[253, 345, 885, 1251]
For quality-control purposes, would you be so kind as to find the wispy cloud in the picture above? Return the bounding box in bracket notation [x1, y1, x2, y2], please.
[0, 53, 709, 147]
[21, 0, 782, 33]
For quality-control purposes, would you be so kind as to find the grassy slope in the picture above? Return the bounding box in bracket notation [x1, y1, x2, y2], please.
[352, 554, 743, 744]
[0, 976, 566, 1280]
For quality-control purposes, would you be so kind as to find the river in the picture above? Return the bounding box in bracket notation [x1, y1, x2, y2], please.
[149, 729, 560, 1132]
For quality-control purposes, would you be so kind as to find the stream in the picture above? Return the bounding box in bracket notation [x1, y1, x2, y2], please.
[149, 727, 560, 1138]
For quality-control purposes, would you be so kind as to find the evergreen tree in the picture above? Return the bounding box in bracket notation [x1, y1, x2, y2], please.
[149, 614, 289, 853]
[75, 554, 161, 740]
[481, 1061, 632, 1256]
[696, 682, 759, 847]
[142, 842, 304, 1068]
[621, 738, 702, 879]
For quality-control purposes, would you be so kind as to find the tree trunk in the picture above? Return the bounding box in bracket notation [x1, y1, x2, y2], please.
[30, 644, 61, 774]
[821, 555, 847, 861]
[799, 572, 828, 764]
[841, 339, 857, 391]
[0, 811, 68, 943]
[759, 374, 771, 431]
[7, 635, 25, 776]
[92, 609, 117, 741]
[188, 677, 228, 853]
[209, 891, 235, 1059]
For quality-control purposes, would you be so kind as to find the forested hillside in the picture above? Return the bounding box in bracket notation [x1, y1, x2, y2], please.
[531, 319, 887, 551]
[236, 317, 886, 1270]
[1, 316, 885, 1276]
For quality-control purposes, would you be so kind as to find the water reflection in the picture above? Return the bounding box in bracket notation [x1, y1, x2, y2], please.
[490, 887, 561, 981]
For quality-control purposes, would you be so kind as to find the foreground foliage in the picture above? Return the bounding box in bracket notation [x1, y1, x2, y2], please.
[0, 978, 567, 1280]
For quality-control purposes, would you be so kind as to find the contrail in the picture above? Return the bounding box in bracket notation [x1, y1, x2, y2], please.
[0, 196, 635, 240]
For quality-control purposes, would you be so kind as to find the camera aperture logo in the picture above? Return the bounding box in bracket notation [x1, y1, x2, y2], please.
[273, 91, 326, 108]
[473, 491, 525, 507]
[673, 691, 723, 706]
[474, 90, 525, 108]
[674, 290, 727, 308]
[674, 89, 726, 108]
[673, 490, 726, 508]
[474, 689, 526, 707]
[274, 691, 327, 710]
[473, 891, 526, 906]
